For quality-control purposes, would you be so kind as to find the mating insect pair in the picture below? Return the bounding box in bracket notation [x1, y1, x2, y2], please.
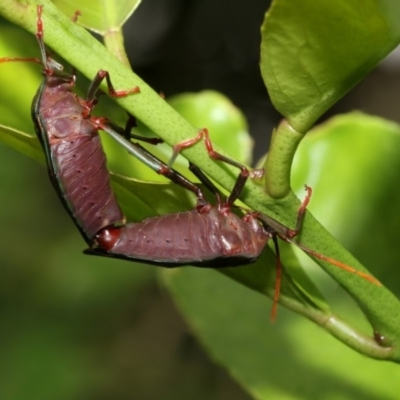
[0, 5, 380, 319]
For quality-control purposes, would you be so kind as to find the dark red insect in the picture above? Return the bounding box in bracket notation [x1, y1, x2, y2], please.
[1, 6, 380, 319]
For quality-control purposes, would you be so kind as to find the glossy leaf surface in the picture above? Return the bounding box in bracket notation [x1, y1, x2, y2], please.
[261, 0, 400, 131]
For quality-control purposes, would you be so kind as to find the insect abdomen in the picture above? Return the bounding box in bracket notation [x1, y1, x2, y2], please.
[52, 134, 124, 240]
[102, 211, 220, 263]
[35, 86, 124, 242]
[95, 208, 268, 265]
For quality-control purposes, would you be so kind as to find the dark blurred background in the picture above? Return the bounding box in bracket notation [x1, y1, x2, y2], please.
[1, 0, 400, 399]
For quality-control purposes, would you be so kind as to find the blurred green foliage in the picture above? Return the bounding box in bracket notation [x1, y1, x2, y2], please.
[1, 0, 400, 399]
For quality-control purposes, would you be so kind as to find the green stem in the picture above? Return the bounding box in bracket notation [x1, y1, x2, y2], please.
[280, 295, 395, 360]
[263, 119, 304, 198]
[225, 261, 396, 360]
[103, 28, 131, 66]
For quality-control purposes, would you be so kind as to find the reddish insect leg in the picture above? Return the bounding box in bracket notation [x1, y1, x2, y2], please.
[256, 185, 312, 240]
[286, 185, 312, 238]
[171, 128, 250, 207]
[85, 70, 139, 103]
[35, 4, 48, 68]
[82, 70, 140, 117]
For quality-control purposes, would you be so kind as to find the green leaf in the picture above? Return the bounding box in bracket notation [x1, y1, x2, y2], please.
[162, 268, 400, 400]
[0, 124, 43, 162]
[111, 172, 197, 220]
[52, 0, 141, 34]
[261, 0, 400, 132]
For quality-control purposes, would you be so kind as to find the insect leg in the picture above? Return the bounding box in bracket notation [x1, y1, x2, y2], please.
[122, 90, 167, 143]
[85, 70, 140, 108]
[171, 128, 249, 207]
[188, 163, 223, 206]
[286, 185, 312, 238]
[94, 118, 207, 201]
[123, 113, 163, 144]
[256, 185, 313, 239]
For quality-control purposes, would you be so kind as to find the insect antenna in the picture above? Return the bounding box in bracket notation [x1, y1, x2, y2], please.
[0, 56, 41, 64]
[283, 238, 382, 286]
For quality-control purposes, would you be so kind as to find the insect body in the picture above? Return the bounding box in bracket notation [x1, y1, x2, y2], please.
[1, 5, 203, 245]
[94, 199, 268, 265]
[1, 6, 380, 319]
[33, 68, 128, 241]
